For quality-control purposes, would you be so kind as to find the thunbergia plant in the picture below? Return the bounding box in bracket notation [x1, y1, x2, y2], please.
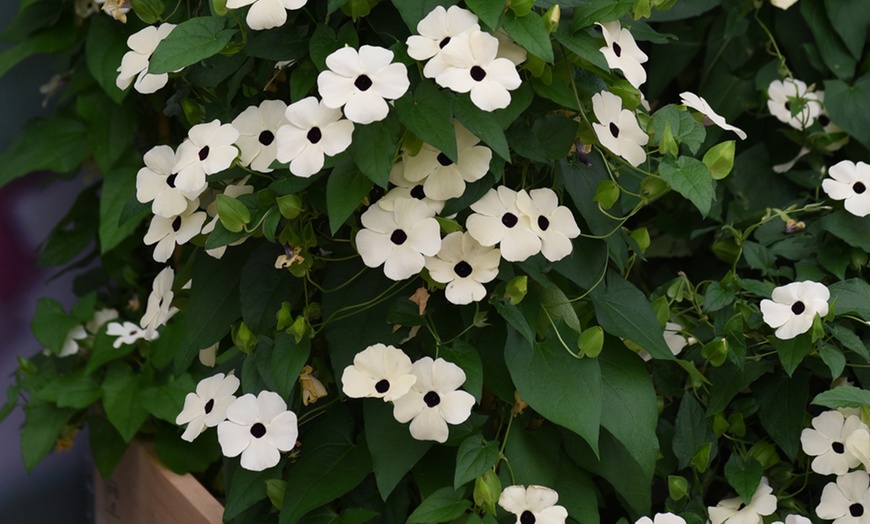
[3, 1, 870, 523]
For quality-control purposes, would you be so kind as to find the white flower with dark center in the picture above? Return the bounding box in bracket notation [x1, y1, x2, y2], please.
[406, 5, 480, 79]
[217, 391, 298, 471]
[801, 410, 866, 475]
[425, 232, 500, 305]
[231, 100, 288, 173]
[317, 46, 409, 125]
[392, 357, 475, 442]
[771, 0, 798, 9]
[116, 24, 177, 94]
[466, 186, 541, 262]
[823, 161, 870, 218]
[498, 485, 569, 524]
[140, 266, 178, 339]
[436, 30, 522, 112]
[176, 373, 240, 442]
[597, 21, 648, 89]
[275, 97, 354, 178]
[515, 188, 580, 262]
[173, 120, 240, 196]
[105, 321, 151, 348]
[767, 79, 821, 130]
[225, 0, 306, 31]
[592, 90, 649, 167]
[201, 179, 255, 259]
[817, 471, 870, 524]
[86, 308, 118, 334]
[356, 197, 441, 281]
[378, 164, 446, 215]
[772, 516, 810, 524]
[760, 281, 829, 340]
[341, 343, 417, 402]
[402, 121, 492, 200]
[708, 477, 777, 524]
[144, 200, 208, 263]
[59, 325, 87, 357]
[636, 514, 687, 524]
[136, 145, 201, 218]
[680, 92, 747, 140]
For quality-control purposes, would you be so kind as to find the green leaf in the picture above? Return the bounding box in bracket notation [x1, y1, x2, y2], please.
[0, 18, 76, 78]
[0, 117, 89, 188]
[829, 324, 870, 362]
[391, 0, 459, 31]
[441, 342, 484, 403]
[706, 361, 773, 415]
[217, 194, 251, 233]
[493, 301, 535, 346]
[394, 81, 457, 162]
[454, 435, 499, 490]
[650, 105, 707, 154]
[754, 370, 810, 460]
[21, 399, 75, 472]
[724, 455, 763, 505]
[819, 211, 870, 252]
[801, 0, 856, 80]
[553, 26, 611, 72]
[350, 117, 398, 188]
[465, 0, 504, 29]
[225, 464, 282, 520]
[34, 370, 102, 409]
[309, 24, 360, 70]
[130, 0, 166, 23]
[139, 374, 196, 423]
[154, 423, 222, 474]
[453, 98, 511, 161]
[773, 333, 813, 376]
[364, 400, 433, 500]
[829, 279, 870, 320]
[406, 487, 471, 524]
[271, 333, 311, 403]
[149, 17, 237, 74]
[502, 11, 555, 63]
[240, 243, 301, 334]
[85, 17, 129, 103]
[812, 386, 870, 408]
[571, 0, 634, 29]
[505, 327, 602, 454]
[326, 160, 373, 235]
[704, 281, 734, 312]
[280, 407, 372, 524]
[673, 394, 714, 470]
[100, 167, 142, 253]
[659, 157, 714, 217]
[87, 327, 136, 373]
[823, 0, 870, 60]
[703, 141, 735, 180]
[101, 363, 150, 443]
[591, 271, 675, 360]
[30, 298, 79, 355]
[88, 416, 129, 479]
[820, 342, 847, 378]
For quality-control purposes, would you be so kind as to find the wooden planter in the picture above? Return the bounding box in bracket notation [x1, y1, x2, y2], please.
[93, 441, 224, 524]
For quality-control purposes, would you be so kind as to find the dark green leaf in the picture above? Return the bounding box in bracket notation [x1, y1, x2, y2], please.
[87, 327, 137, 373]
[394, 81, 457, 161]
[21, 399, 75, 472]
[225, 464, 282, 520]
[829, 279, 870, 320]
[365, 400, 432, 500]
[406, 486, 471, 524]
[724, 455, 763, 505]
[139, 374, 196, 423]
[493, 301, 535, 345]
[30, 298, 79, 355]
[149, 17, 237, 74]
[0, 19, 76, 78]
[824, 0, 870, 59]
[502, 11, 554, 63]
[754, 370, 810, 460]
[650, 106, 706, 154]
[673, 394, 713, 470]
[441, 342, 484, 403]
[391, 0, 459, 31]
[85, 17, 129, 103]
[240, 242, 301, 334]
[0, 117, 89, 188]
[100, 167, 141, 253]
[102, 362, 150, 443]
[89, 416, 129, 479]
[34, 370, 102, 409]
[454, 435, 499, 489]
[326, 160, 373, 235]
[704, 281, 734, 312]
[554, 26, 610, 72]
[828, 324, 870, 362]
[801, 0, 856, 80]
[271, 333, 310, 401]
[706, 361, 773, 415]
[350, 117, 398, 188]
[571, 0, 634, 29]
[453, 98, 511, 161]
[820, 342, 847, 378]
[818, 211, 870, 252]
[154, 423, 222, 474]
[813, 386, 870, 408]
[659, 157, 713, 217]
[773, 333, 813, 376]
[465, 0, 503, 29]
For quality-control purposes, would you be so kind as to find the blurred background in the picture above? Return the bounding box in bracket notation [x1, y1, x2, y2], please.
[1, 3, 92, 522]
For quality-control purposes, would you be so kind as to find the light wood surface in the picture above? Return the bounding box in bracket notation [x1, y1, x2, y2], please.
[93, 441, 224, 524]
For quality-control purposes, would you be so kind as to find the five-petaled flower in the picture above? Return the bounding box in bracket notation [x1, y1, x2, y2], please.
[341, 343, 417, 402]
[801, 410, 867, 476]
[498, 485, 569, 524]
[680, 92, 747, 140]
[466, 186, 541, 262]
[140, 266, 179, 339]
[106, 321, 151, 347]
[425, 231, 500, 305]
[144, 200, 208, 263]
[597, 20, 648, 89]
[822, 160, 870, 218]
[708, 476, 777, 524]
[173, 120, 240, 196]
[231, 100, 289, 173]
[175, 373, 240, 442]
[275, 97, 354, 178]
[116, 24, 177, 94]
[136, 145, 198, 218]
[406, 5, 480, 79]
[225, 0, 306, 31]
[515, 188, 580, 262]
[760, 281, 830, 340]
[816, 470, 870, 524]
[767, 79, 821, 130]
[591, 90, 649, 167]
[217, 390, 298, 471]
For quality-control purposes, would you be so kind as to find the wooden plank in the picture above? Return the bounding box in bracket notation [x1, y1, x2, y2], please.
[94, 440, 224, 524]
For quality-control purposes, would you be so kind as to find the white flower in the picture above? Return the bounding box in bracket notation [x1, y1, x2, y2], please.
[823, 161, 870, 218]
[636, 514, 687, 524]
[773, 147, 811, 174]
[136, 145, 201, 218]
[225, 0, 306, 31]
[392, 357, 476, 443]
[59, 325, 87, 357]
[848, 427, 870, 473]
[176, 373, 240, 442]
[760, 281, 830, 340]
[466, 186, 541, 262]
[425, 232, 500, 305]
[317, 46, 409, 125]
[402, 121, 492, 200]
[173, 120, 240, 196]
[708, 477, 777, 524]
[817, 471, 870, 524]
[201, 179, 255, 259]
[767, 79, 821, 130]
[597, 21, 648, 89]
[592, 90, 649, 167]
[116, 24, 177, 94]
[515, 188, 580, 262]
[406, 5, 480, 79]
[679, 92, 747, 140]
[144, 200, 208, 263]
[86, 308, 118, 334]
[275, 97, 354, 178]
[772, 516, 810, 524]
[498, 485, 569, 524]
[140, 266, 179, 339]
[801, 411, 866, 475]
[199, 343, 218, 367]
[105, 321, 151, 347]
[379, 165, 446, 216]
[232, 100, 288, 173]
[640, 322, 688, 362]
[771, 0, 798, 9]
[217, 391, 298, 471]
[436, 30, 522, 112]
[356, 197, 441, 281]
[341, 343, 417, 402]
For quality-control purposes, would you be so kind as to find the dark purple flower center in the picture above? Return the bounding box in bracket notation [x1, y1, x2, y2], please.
[502, 213, 518, 228]
[791, 301, 805, 315]
[410, 185, 426, 199]
[423, 391, 441, 407]
[437, 153, 453, 166]
[354, 74, 373, 91]
[819, 114, 831, 127]
[609, 122, 620, 138]
[538, 216, 550, 231]
[166, 174, 177, 188]
[375, 379, 390, 393]
[612, 42, 622, 57]
[204, 399, 214, 414]
[439, 37, 451, 49]
[258, 130, 274, 146]
[198, 146, 210, 161]
[391, 229, 408, 245]
[851, 504, 865, 517]
[250, 423, 267, 438]
[854, 182, 866, 194]
[172, 216, 182, 232]
[832, 441, 845, 454]
[453, 261, 472, 278]
[785, 101, 792, 111]
[520, 511, 536, 524]
[307, 127, 322, 144]
[470, 66, 487, 82]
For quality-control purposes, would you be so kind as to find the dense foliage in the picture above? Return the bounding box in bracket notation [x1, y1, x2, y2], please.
[3, 0, 870, 523]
